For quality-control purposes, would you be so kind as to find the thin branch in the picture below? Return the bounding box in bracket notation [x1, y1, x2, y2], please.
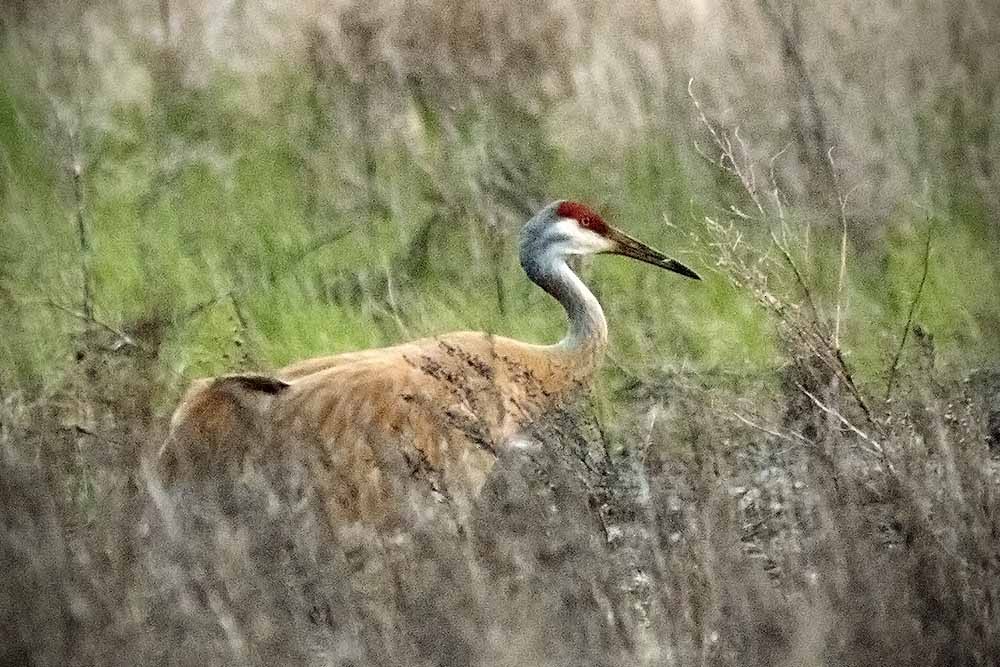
[729, 410, 812, 449]
[690, 81, 881, 436]
[639, 403, 661, 464]
[828, 147, 861, 353]
[767, 143, 791, 246]
[689, 79, 825, 329]
[832, 347, 879, 432]
[795, 382, 889, 466]
[768, 226, 825, 332]
[180, 290, 233, 323]
[229, 293, 250, 332]
[885, 221, 934, 401]
[38, 297, 134, 348]
[830, 147, 846, 349]
[71, 158, 93, 323]
[9, 292, 193, 380]
[381, 254, 411, 338]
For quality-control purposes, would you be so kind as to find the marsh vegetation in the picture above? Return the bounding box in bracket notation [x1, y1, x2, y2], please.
[2, 1, 1000, 664]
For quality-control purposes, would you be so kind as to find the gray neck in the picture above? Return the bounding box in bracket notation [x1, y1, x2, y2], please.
[521, 251, 609, 356]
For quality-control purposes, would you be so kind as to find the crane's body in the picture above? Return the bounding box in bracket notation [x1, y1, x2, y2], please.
[162, 201, 699, 524]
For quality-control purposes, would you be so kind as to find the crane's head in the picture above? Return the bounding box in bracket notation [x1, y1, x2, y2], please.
[520, 200, 701, 280]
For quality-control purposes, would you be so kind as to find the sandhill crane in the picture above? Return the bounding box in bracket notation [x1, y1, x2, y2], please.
[162, 200, 699, 523]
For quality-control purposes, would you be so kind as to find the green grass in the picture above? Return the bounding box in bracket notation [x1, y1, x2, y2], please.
[2, 46, 997, 402]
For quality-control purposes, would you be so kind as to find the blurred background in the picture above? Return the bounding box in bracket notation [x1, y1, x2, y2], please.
[2, 0, 998, 398]
[4, 3, 1000, 665]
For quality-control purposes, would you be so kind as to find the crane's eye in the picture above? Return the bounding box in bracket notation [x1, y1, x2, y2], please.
[556, 201, 609, 235]
[575, 214, 609, 236]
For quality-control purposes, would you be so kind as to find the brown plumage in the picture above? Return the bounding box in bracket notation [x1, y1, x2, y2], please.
[162, 201, 700, 524]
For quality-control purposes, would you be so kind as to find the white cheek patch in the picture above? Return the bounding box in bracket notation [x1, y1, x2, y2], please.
[552, 218, 614, 255]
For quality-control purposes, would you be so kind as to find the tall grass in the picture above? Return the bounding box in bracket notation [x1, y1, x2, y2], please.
[3, 298, 999, 665]
[2, 1, 1000, 664]
[2, 0, 999, 392]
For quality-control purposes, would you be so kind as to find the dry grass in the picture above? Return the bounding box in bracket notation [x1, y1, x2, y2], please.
[10, 0, 1000, 224]
[3, 326, 1000, 666]
[4, 2, 1000, 665]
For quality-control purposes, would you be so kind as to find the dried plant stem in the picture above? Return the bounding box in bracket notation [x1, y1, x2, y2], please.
[689, 79, 823, 328]
[39, 297, 132, 348]
[795, 382, 889, 466]
[691, 83, 882, 435]
[71, 160, 93, 324]
[729, 410, 812, 449]
[829, 147, 849, 349]
[884, 222, 934, 401]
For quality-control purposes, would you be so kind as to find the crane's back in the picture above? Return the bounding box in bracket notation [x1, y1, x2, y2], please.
[163, 331, 596, 525]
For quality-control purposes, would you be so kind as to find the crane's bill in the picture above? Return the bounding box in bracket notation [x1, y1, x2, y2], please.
[606, 228, 701, 280]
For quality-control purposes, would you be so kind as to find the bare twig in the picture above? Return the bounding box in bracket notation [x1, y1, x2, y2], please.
[767, 143, 792, 247]
[693, 85, 883, 437]
[381, 255, 411, 338]
[729, 410, 813, 449]
[830, 148, 847, 349]
[9, 291, 193, 380]
[180, 290, 234, 323]
[37, 297, 134, 349]
[229, 293, 249, 332]
[884, 221, 934, 401]
[795, 382, 888, 465]
[833, 347, 879, 431]
[828, 148, 862, 352]
[71, 158, 93, 323]
[689, 79, 825, 330]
